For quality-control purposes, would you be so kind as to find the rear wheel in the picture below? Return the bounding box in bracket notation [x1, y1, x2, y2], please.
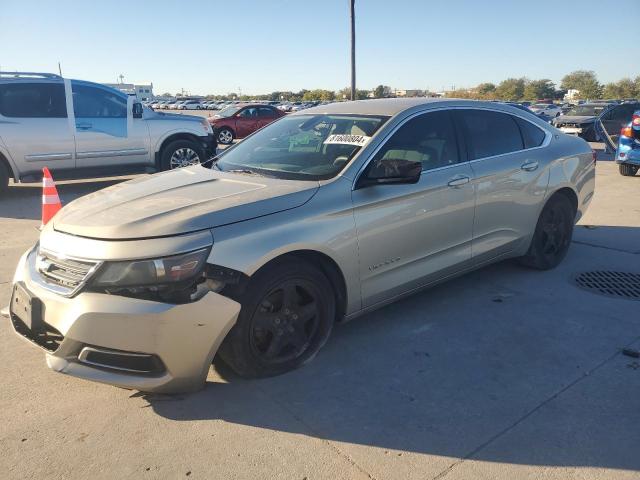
[518, 194, 575, 270]
[160, 140, 203, 170]
[218, 259, 335, 378]
[619, 164, 638, 177]
[217, 127, 234, 145]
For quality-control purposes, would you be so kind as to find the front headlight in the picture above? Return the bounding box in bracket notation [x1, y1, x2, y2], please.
[91, 248, 209, 288]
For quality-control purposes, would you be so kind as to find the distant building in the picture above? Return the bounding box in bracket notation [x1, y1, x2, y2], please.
[103, 82, 155, 101]
[394, 89, 424, 97]
[564, 89, 580, 101]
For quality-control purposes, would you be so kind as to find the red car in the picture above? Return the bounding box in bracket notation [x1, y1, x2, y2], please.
[208, 104, 285, 144]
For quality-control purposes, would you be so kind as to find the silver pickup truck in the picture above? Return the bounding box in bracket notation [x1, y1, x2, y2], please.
[0, 72, 216, 192]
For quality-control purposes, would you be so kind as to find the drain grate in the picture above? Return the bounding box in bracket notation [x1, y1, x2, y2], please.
[574, 271, 640, 301]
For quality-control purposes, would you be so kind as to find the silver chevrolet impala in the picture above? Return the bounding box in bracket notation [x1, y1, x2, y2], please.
[7, 98, 595, 393]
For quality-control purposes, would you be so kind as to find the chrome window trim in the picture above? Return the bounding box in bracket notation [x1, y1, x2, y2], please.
[351, 105, 552, 190]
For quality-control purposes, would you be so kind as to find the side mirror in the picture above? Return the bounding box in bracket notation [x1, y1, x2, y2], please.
[132, 102, 143, 119]
[357, 158, 422, 188]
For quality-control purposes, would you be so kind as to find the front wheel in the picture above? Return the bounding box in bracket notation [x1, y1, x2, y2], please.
[518, 194, 575, 270]
[160, 140, 203, 170]
[619, 164, 639, 177]
[218, 259, 335, 378]
[217, 127, 235, 145]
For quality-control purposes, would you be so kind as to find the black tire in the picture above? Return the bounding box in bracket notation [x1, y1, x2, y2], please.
[218, 259, 335, 378]
[217, 127, 235, 145]
[0, 161, 9, 194]
[619, 164, 638, 177]
[160, 139, 203, 171]
[518, 194, 575, 270]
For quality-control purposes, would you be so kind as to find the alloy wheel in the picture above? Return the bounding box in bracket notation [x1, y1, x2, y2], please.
[169, 147, 200, 169]
[249, 280, 320, 364]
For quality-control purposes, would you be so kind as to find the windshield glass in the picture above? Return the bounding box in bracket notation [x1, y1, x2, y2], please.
[216, 114, 389, 180]
[531, 104, 551, 109]
[217, 106, 241, 117]
[566, 105, 608, 116]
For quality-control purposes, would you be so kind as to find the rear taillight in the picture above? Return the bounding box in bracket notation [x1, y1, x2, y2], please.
[632, 114, 640, 126]
[621, 126, 634, 138]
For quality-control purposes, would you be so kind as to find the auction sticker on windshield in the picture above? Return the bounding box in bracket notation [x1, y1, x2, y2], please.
[324, 134, 371, 146]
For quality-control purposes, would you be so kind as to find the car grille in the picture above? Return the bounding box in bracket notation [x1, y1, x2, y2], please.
[36, 249, 100, 296]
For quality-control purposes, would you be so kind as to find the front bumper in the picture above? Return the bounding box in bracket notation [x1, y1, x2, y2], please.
[7, 248, 240, 393]
[201, 133, 217, 157]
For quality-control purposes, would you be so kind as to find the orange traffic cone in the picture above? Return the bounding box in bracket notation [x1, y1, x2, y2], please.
[41, 167, 62, 227]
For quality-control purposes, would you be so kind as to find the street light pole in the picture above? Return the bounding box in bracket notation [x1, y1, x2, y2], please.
[350, 0, 356, 101]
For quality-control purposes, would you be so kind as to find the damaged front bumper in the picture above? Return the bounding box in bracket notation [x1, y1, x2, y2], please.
[6, 247, 240, 394]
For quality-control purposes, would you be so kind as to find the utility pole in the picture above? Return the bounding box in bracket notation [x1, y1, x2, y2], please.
[350, 0, 356, 101]
[58, 62, 62, 76]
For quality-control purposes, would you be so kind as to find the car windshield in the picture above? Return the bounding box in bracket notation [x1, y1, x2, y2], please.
[216, 114, 389, 180]
[566, 105, 608, 116]
[217, 106, 242, 117]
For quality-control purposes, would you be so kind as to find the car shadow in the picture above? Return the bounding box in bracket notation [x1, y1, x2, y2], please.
[143, 231, 640, 472]
[0, 178, 126, 221]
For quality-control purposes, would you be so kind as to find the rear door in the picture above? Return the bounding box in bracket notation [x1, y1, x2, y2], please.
[257, 106, 280, 128]
[454, 108, 550, 263]
[71, 81, 150, 169]
[0, 81, 75, 176]
[598, 103, 639, 148]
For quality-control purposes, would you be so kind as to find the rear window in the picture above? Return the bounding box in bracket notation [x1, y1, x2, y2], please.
[458, 109, 523, 160]
[514, 117, 546, 148]
[0, 83, 67, 118]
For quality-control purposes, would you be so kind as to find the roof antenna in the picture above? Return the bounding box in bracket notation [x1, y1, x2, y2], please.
[58, 61, 62, 76]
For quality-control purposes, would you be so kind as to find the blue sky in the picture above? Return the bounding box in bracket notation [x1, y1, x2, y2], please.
[1, 0, 638, 95]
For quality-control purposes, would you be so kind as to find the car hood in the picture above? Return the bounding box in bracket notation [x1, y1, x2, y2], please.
[555, 115, 597, 124]
[53, 167, 319, 240]
[145, 110, 203, 123]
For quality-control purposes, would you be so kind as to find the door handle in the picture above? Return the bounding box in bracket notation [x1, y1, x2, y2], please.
[447, 175, 470, 187]
[76, 122, 92, 130]
[521, 161, 539, 172]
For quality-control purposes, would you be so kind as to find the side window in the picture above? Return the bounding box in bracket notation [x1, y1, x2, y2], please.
[258, 107, 275, 117]
[370, 110, 460, 172]
[0, 83, 66, 118]
[459, 110, 523, 159]
[612, 105, 636, 122]
[72, 83, 127, 118]
[239, 107, 258, 118]
[514, 116, 546, 148]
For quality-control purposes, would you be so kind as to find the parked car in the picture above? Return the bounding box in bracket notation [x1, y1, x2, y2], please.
[594, 101, 640, 148]
[0, 72, 217, 192]
[553, 103, 614, 141]
[6, 98, 595, 393]
[177, 100, 203, 110]
[613, 110, 640, 176]
[529, 103, 562, 117]
[208, 104, 285, 144]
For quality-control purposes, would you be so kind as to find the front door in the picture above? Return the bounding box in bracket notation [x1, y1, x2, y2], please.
[454, 108, 550, 263]
[352, 110, 475, 308]
[599, 103, 640, 147]
[235, 107, 259, 138]
[71, 81, 150, 169]
[0, 81, 75, 176]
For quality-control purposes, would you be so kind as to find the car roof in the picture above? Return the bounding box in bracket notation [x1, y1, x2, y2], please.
[292, 98, 529, 117]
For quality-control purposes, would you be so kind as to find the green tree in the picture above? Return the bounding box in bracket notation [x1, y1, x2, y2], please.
[495, 78, 526, 100]
[523, 79, 556, 101]
[561, 70, 602, 100]
[476, 82, 496, 99]
[602, 78, 636, 99]
[373, 85, 391, 98]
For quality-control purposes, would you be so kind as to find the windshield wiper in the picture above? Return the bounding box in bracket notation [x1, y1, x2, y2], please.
[227, 168, 261, 175]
